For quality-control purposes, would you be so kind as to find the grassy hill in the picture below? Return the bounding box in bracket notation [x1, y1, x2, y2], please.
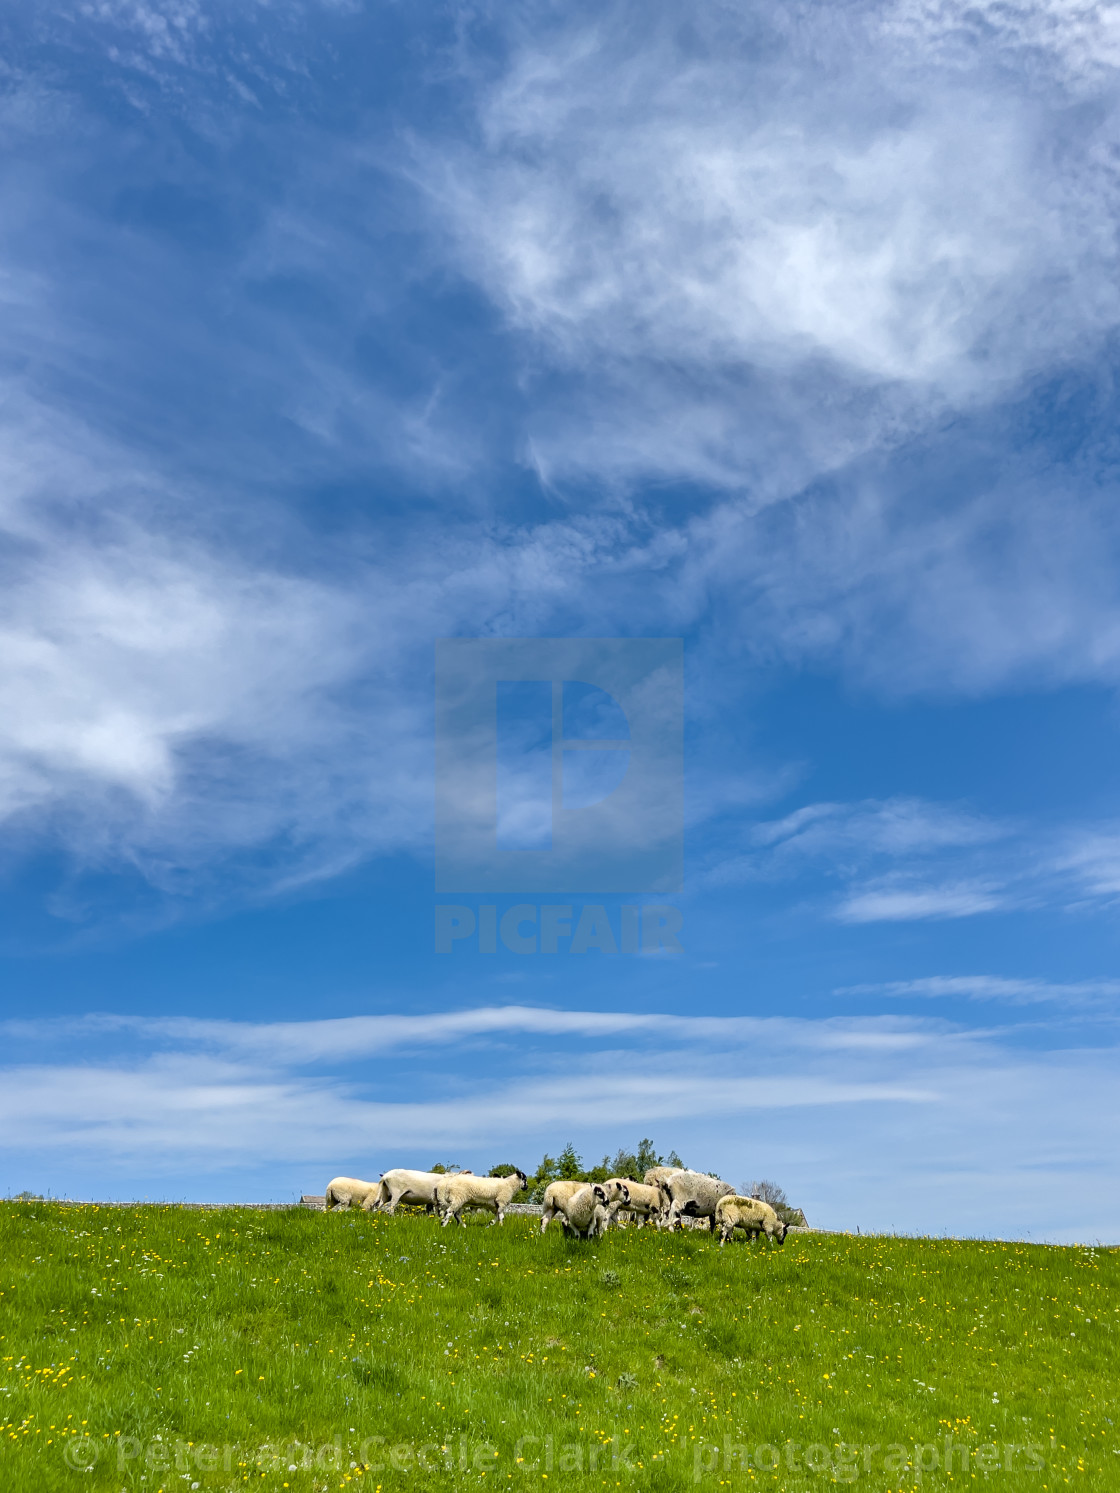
[1, 1201, 1116, 1490]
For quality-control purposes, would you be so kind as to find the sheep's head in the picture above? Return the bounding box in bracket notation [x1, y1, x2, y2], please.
[776, 1220, 788, 1244]
[592, 1185, 608, 1203]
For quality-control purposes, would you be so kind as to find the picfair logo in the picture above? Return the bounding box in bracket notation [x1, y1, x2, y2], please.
[435, 638, 682, 893]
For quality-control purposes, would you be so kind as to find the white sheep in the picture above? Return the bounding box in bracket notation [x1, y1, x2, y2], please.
[539, 1180, 585, 1234]
[323, 1177, 380, 1211]
[433, 1169, 528, 1228]
[540, 1182, 612, 1239]
[643, 1165, 685, 1189]
[611, 1179, 668, 1228]
[540, 1179, 628, 1235]
[715, 1194, 788, 1246]
[375, 1168, 472, 1215]
[663, 1169, 736, 1231]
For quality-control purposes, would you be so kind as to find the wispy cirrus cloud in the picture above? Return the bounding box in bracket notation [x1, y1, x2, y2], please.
[425, 1, 1120, 441]
[835, 881, 1007, 923]
[750, 798, 1003, 859]
[838, 974, 1120, 1006]
[703, 797, 1017, 920]
[1054, 826, 1120, 900]
[704, 795, 1120, 923]
[1, 0, 1120, 926]
[416, 0, 1120, 704]
[885, 0, 1120, 86]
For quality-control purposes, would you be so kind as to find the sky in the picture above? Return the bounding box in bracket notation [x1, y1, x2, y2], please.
[2, 0, 1120, 1241]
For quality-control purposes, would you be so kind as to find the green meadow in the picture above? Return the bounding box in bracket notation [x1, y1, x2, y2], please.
[1, 1202, 1116, 1491]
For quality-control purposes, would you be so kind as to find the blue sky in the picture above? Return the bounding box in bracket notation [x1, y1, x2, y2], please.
[2, 0, 1120, 1240]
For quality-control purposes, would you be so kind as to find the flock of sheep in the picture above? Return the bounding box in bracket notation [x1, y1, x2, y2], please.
[323, 1165, 788, 1247]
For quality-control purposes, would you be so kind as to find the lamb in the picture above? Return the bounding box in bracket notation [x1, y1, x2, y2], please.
[663, 1169, 736, 1232]
[540, 1182, 612, 1239]
[594, 1176, 630, 1227]
[715, 1195, 788, 1246]
[539, 1178, 584, 1232]
[613, 1179, 669, 1228]
[324, 1177, 380, 1212]
[374, 1168, 472, 1215]
[540, 1180, 589, 1235]
[540, 1178, 629, 1235]
[433, 1169, 528, 1228]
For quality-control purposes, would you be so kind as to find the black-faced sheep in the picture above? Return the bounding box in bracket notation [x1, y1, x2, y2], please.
[540, 1178, 628, 1234]
[612, 1179, 668, 1228]
[540, 1182, 612, 1239]
[433, 1169, 527, 1227]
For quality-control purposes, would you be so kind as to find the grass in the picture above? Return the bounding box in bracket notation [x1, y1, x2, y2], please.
[0, 1201, 1117, 1491]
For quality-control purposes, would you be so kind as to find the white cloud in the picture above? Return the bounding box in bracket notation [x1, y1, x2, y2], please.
[706, 795, 1120, 921]
[838, 974, 1120, 1005]
[413, 2, 1120, 702]
[2, 3, 1120, 907]
[1, 1003, 1117, 1241]
[704, 797, 1019, 920]
[0, 1003, 934, 1065]
[835, 881, 1007, 922]
[0, 390, 443, 898]
[751, 798, 1002, 857]
[426, 3, 1120, 449]
[886, 0, 1120, 87]
[1054, 826, 1120, 898]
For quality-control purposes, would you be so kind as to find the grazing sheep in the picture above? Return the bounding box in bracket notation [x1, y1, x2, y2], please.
[613, 1179, 668, 1228]
[433, 1169, 528, 1228]
[375, 1168, 472, 1215]
[664, 1169, 736, 1232]
[541, 1183, 612, 1239]
[324, 1177, 380, 1212]
[715, 1195, 788, 1246]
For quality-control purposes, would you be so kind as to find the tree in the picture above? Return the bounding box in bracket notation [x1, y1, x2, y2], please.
[488, 1163, 520, 1178]
[605, 1138, 685, 1180]
[557, 1142, 584, 1180]
[744, 1178, 789, 1208]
